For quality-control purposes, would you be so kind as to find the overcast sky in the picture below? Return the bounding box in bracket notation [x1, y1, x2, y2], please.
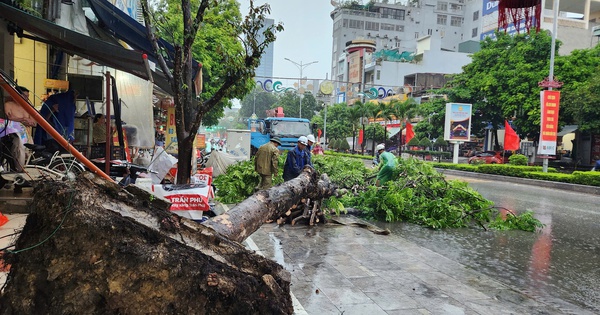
[237, 0, 335, 81]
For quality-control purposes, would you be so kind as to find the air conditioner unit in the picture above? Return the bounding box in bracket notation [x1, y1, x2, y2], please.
[394, 36, 398, 39]
[367, 32, 371, 36]
[384, 34, 388, 38]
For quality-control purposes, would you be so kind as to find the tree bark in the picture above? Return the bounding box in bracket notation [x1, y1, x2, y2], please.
[0, 173, 293, 314]
[204, 167, 337, 243]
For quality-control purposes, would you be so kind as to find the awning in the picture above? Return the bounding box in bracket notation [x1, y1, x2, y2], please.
[0, 2, 173, 94]
[557, 125, 578, 137]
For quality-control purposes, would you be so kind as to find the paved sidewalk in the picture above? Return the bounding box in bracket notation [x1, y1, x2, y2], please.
[247, 220, 591, 315]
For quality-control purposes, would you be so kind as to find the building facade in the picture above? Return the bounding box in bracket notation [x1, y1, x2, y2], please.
[254, 18, 275, 80]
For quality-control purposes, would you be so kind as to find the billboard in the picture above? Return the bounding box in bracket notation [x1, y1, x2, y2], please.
[537, 90, 560, 155]
[444, 103, 472, 142]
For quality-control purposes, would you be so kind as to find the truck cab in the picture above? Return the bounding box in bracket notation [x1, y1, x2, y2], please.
[248, 117, 312, 155]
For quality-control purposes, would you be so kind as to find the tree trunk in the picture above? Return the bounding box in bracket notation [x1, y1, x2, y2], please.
[0, 173, 294, 314]
[205, 167, 337, 243]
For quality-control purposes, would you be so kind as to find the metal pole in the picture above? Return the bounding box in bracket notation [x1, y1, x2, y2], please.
[299, 62, 303, 118]
[543, 0, 559, 173]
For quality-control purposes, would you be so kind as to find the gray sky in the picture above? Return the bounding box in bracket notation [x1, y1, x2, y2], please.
[237, 0, 335, 81]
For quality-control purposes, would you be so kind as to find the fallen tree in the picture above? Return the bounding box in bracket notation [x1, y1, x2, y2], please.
[0, 167, 336, 314]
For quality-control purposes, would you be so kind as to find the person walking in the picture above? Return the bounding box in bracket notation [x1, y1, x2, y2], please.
[375, 144, 397, 186]
[283, 136, 310, 181]
[254, 137, 281, 190]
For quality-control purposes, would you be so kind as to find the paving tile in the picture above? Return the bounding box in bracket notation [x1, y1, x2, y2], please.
[318, 286, 374, 306]
[349, 276, 398, 293]
[365, 290, 419, 310]
[337, 303, 388, 315]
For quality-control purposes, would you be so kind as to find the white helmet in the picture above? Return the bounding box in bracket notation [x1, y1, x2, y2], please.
[376, 144, 385, 152]
[306, 134, 316, 143]
[298, 136, 308, 145]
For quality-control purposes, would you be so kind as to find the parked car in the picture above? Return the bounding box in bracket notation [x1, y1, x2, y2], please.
[468, 151, 504, 164]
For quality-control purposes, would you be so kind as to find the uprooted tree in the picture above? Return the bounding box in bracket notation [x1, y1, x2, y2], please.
[0, 168, 336, 314]
[140, 0, 283, 184]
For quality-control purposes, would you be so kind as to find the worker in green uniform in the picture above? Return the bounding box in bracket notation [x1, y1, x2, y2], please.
[375, 144, 397, 186]
[254, 137, 281, 190]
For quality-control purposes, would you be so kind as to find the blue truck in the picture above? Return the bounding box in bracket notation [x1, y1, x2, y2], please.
[248, 117, 312, 155]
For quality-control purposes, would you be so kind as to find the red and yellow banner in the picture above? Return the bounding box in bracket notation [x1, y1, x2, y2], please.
[537, 90, 560, 155]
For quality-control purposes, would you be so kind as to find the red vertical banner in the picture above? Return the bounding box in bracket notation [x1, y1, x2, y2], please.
[537, 90, 560, 155]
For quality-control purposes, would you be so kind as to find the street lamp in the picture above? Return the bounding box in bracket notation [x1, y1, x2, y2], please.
[284, 58, 318, 118]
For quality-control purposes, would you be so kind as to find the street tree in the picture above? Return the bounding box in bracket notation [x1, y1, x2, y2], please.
[140, 0, 282, 183]
[319, 103, 352, 142]
[387, 98, 418, 153]
[239, 87, 278, 119]
[554, 44, 600, 134]
[276, 91, 319, 119]
[413, 96, 446, 141]
[447, 31, 555, 147]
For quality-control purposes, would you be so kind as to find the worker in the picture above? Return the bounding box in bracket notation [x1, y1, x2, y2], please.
[254, 137, 281, 190]
[305, 134, 316, 167]
[92, 114, 107, 145]
[375, 144, 397, 186]
[283, 136, 311, 181]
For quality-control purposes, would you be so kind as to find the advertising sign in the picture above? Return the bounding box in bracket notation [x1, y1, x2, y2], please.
[196, 133, 206, 149]
[150, 184, 213, 220]
[444, 103, 472, 142]
[348, 52, 362, 84]
[537, 90, 561, 155]
[165, 107, 178, 154]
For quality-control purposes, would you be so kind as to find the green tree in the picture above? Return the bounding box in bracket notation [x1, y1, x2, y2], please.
[141, 0, 282, 183]
[277, 91, 319, 119]
[320, 103, 353, 142]
[447, 31, 555, 146]
[413, 97, 446, 141]
[434, 136, 448, 150]
[388, 98, 418, 153]
[347, 102, 366, 152]
[239, 87, 278, 118]
[555, 45, 600, 134]
[364, 123, 386, 152]
[419, 137, 432, 149]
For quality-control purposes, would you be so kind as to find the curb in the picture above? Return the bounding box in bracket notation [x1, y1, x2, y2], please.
[436, 168, 600, 196]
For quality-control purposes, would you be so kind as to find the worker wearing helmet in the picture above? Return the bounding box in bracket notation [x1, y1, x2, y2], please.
[375, 144, 397, 186]
[283, 136, 311, 181]
[305, 134, 316, 166]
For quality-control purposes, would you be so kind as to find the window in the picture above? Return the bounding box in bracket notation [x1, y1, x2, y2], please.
[343, 19, 348, 27]
[381, 23, 395, 31]
[348, 19, 364, 29]
[376, 70, 380, 80]
[437, 14, 447, 25]
[450, 16, 463, 27]
[396, 25, 405, 32]
[397, 9, 405, 21]
[473, 10, 479, 21]
[428, 29, 433, 35]
[450, 4, 462, 11]
[437, 1, 448, 11]
[365, 21, 379, 31]
[381, 8, 405, 20]
[415, 32, 420, 38]
[472, 27, 478, 37]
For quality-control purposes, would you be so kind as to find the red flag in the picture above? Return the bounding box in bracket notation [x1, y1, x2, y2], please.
[405, 122, 415, 144]
[504, 120, 520, 151]
[358, 129, 364, 145]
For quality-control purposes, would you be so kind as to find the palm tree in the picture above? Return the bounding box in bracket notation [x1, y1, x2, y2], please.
[388, 98, 419, 155]
[347, 101, 364, 153]
[374, 101, 393, 146]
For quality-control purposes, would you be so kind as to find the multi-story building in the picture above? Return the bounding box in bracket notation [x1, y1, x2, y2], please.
[330, 0, 600, 102]
[254, 18, 275, 79]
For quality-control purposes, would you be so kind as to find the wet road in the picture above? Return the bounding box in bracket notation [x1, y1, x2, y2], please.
[377, 175, 600, 313]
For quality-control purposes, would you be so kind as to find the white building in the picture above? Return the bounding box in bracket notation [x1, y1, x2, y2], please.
[329, 0, 600, 102]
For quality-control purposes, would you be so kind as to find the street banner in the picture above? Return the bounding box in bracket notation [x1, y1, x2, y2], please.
[537, 90, 560, 155]
[165, 107, 178, 154]
[444, 103, 472, 142]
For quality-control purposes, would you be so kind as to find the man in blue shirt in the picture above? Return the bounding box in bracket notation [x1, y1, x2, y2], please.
[283, 136, 310, 181]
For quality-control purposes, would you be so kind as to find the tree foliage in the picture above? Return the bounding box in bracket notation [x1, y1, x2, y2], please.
[446, 31, 554, 141]
[239, 87, 278, 119]
[276, 91, 320, 119]
[140, 0, 282, 183]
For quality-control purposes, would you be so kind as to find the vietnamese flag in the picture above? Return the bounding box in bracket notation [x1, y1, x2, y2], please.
[504, 120, 520, 151]
[358, 129, 364, 145]
[405, 121, 415, 144]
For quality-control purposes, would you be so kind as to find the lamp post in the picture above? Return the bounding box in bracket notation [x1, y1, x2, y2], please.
[284, 58, 318, 118]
